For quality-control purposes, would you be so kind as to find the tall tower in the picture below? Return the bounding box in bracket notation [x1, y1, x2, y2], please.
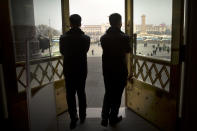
[141, 14, 146, 34]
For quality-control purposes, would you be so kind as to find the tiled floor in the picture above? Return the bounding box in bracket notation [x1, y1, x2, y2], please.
[57, 107, 160, 131]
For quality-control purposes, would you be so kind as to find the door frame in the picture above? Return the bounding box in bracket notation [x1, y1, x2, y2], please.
[181, 0, 197, 130]
[61, 0, 70, 33]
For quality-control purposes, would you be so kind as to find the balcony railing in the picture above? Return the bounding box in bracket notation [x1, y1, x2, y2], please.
[16, 56, 64, 92]
[131, 54, 170, 92]
[16, 53, 171, 93]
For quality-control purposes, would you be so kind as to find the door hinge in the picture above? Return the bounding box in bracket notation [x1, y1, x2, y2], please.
[180, 45, 186, 62]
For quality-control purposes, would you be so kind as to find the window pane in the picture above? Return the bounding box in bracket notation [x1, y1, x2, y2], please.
[134, 0, 172, 60]
[33, 0, 62, 57]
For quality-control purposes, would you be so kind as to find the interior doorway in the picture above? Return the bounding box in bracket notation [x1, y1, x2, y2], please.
[69, 0, 126, 112]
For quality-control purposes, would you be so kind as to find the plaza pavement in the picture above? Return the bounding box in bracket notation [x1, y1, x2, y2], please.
[85, 57, 125, 108]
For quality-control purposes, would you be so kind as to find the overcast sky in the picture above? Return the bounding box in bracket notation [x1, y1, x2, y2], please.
[33, 0, 172, 30]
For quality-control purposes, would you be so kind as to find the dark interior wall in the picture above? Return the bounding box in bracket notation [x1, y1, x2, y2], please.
[0, 0, 18, 102]
[182, 0, 197, 130]
[0, 0, 16, 129]
[0, 31, 3, 120]
[0, 63, 8, 120]
[0, 49, 4, 121]
[0, 0, 29, 130]
[0, 38, 7, 120]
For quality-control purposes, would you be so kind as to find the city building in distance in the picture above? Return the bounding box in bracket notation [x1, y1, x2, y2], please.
[81, 23, 125, 43]
[80, 14, 171, 45]
[134, 14, 171, 43]
[49, 15, 172, 58]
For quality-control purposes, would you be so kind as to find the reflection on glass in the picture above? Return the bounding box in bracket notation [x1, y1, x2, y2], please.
[33, 0, 62, 57]
[10, 0, 39, 61]
[134, 0, 172, 60]
[11, 0, 62, 61]
[11, 0, 62, 93]
[10, 1, 59, 130]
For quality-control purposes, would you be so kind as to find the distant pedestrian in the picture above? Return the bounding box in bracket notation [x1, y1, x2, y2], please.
[92, 49, 94, 55]
[100, 13, 131, 127]
[60, 14, 90, 129]
[167, 47, 170, 53]
[159, 47, 162, 52]
[144, 42, 147, 47]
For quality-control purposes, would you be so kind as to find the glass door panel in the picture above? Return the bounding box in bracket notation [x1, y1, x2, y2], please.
[126, 0, 177, 130]
[10, 0, 61, 130]
[133, 0, 172, 91]
[133, 0, 172, 60]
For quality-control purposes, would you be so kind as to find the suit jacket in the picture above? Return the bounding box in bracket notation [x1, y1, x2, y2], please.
[100, 27, 131, 77]
[60, 28, 90, 77]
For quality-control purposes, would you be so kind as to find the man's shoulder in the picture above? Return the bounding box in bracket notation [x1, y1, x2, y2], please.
[60, 32, 68, 40]
[100, 33, 108, 40]
[82, 34, 90, 40]
[119, 32, 129, 39]
[61, 32, 88, 38]
[101, 32, 129, 40]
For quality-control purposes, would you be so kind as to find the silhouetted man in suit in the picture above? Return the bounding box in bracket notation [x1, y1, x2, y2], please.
[100, 13, 131, 127]
[60, 14, 90, 129]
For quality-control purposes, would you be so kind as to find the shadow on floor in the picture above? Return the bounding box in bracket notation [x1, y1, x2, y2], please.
[57, 108, 160, 131]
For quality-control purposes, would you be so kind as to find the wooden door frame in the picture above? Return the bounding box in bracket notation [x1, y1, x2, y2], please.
[181, 0, 197, 130]
[125, 0, 133, 106]
[61, 0, 70, 33]
[171, 0, 184, 129]
[170, 0, 184, 98]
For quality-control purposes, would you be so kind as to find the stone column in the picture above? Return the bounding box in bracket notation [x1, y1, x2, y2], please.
[10, 0, 40, 61]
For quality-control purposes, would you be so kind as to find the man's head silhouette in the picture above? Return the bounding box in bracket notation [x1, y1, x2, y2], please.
[70, 14, 81, 28]
[109, 13, 122, 28]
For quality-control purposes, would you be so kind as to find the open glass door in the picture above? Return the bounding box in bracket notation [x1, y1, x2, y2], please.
[125, 0, 183, 130]
[10, 0, 65, 130]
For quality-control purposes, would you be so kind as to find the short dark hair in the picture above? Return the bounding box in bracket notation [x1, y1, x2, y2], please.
[109, 13, 122, 27]
[69, 14, 81, 27]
